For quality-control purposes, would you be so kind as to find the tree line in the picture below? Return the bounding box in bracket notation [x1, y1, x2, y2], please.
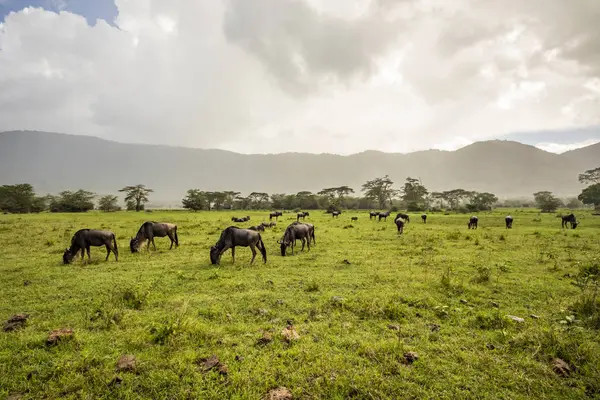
[2, 169, 599, 214]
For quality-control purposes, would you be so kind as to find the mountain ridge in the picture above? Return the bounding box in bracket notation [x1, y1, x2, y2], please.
[1, 130, 598, 203]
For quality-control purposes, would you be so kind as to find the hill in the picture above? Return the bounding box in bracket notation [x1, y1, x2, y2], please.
[1, 131, 598, 204]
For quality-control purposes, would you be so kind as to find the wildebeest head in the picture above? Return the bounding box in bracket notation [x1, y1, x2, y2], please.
[129, 237, 141, 253]
[572, 221, 578, 229]
[209, 246, 220, 265]
[278, 237, 291, 256]
[62, 248, 76, 264]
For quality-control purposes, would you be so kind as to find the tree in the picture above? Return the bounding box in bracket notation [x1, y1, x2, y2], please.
[248, 192, 270, 209]
[0, 184, 46, 213]
[402, 177, 428, 208]
[441, 189, 472, 210]
[578, 183, 600, 210]
[182, 189, 207, 211]
[533, 191, 562, 213]
[223, 191, 241, 209]
[361, 175, 399, 209]
[98, 195, 121, 212]
[468, 192, 498, 211]
[318, 188, 338, 209]
[578, 167, 600, 185]
[119, 185, 153, 212]
[296, 191, 319, 209]
[49, 190, 95, 212]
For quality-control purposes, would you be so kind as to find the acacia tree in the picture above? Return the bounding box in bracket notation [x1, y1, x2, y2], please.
[578, 167, 600, 185]
[361, 175, 398, 209]
[182, 189, 207, 211]
[533, 191, 562, 212]
[468, 192, 498, 211]
[98, 195, 120, 212]
[248, 192, 270, 209]
[578, 183, 600, 210]
[442, 189, 472, 210]
[119, 184, 153, 212]
[402, 177, 428, 209]
[0, 183, 46, 213]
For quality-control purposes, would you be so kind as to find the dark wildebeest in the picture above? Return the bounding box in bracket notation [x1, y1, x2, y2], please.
[210, 226, 267, 265]
[395, 213, 410, 223]
[261, 222, 276, 229]
[505, 215, 513, 229]
[332, 211, 341, 218]
[279, 222, 312, 256]
[130, 221, 178, 252]
[421, 214, 427, 223]
[63, 229, 118, 264]
[290, 221, 316, 245]
[232, 216, 250, 223]
[369, 211, 380, 220]
[297, 211, 309, 221]
[468, 216, 478, 229]
[378, 211, 391, 221]
[269, 211, 283, 221]
[351, 216, 358, 222]
[395, 217, 405, 234]
[249, 224, 265, 232]
[561, 213, 578, 229]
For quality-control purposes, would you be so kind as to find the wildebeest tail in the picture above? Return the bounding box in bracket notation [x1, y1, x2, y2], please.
[258, 234, 267, 263]
[112, 233, 119, 256]
[174, 228, 179, 245]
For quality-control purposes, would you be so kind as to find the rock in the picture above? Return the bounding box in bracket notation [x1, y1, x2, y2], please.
[235, 355, 244, 362]
[257, 331, 273, 346]
[428, 324, 440, 332]
[265, 387, 293, 400]
[331, 296, 344, 304]
[257, 308, 269, 316]
[342, 259, 351, 265]
[226, 314, 233, 321]
[7, 393, 23, 400]
[486, 343, 495, 350]
[530, 314, 540, 319]
[387, 324, 400, 331]
[23, 280, 31, 286]
[460, 299, 468, 304]
[506, 315, 524, 323]
[276, 299, 284, 305]
[281, 324, 300, 343]
[116, 355, 137, 372]
[403, 351, 419, 364]
[552, 358, 571, 377]
[491, 302, 499, 308]
[46, 328, 74, 345]
[3, 313, 29, 332]
[198, 355, 228, 375]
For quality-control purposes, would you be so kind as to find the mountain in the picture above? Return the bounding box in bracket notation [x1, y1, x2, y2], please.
[1, 130, 598, 205]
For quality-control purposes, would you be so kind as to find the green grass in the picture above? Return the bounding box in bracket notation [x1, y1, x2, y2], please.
[1, 209, 599, 399]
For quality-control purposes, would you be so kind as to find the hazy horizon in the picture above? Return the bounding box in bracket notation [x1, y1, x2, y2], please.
[1, 1, 600, 155]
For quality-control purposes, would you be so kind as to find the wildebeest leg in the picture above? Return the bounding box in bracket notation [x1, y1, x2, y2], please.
[151, 237, 157, 251]
[105, 244, 111, 261]
[168, 233, 175, 250]
[249, 244, 257, 264]
[231, 247, 235, 264]
[300, 238, 306, 252]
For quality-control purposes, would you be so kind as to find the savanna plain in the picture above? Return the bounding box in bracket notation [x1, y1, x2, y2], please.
[1, 209, 599, 399]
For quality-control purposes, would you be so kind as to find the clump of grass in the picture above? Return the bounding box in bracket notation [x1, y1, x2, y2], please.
[441, 267, 452, 289]
[149, 303, 191, 345]
[499, 234, 506, 241]
[472, 310, 506, 330]
[472, 266, 491, 284]
[305, 280, 320, 292]
[446, 230, 461, 240]
[571, 260, 600, 329]
[474, 238, 480, 246]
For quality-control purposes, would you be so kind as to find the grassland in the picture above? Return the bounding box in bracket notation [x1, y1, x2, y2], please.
[1, 209, 599, 399]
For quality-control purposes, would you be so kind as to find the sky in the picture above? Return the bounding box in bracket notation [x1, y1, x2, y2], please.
[1, 0, 599, 155]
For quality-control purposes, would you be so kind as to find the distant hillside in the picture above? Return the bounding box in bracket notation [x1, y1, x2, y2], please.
[1, 131, 598, 204]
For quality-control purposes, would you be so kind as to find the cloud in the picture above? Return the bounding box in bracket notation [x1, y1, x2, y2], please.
[535, 139, 600, 154]
[0, 0, 599, 154]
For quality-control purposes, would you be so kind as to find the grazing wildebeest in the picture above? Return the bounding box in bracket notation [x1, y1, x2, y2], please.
[369, 211, 380, 220]
[332, 211, 341, 218]
[63, 229, 118, 264]
[249, 224, 265, 232]
[297, 211, 309, 221]
[421, 214, 427, 223]
[269, 211, 283, 221]
[561, 213, 578, 229]
[351, 216, 358, 222]
[395, 213, 410, 223]
[394, 217, 405, 234]
[210, 226, 267, 265]
[261, 222, 276, 229]
[130, 221, 179, 252]
[505, 215, 513, 229]
[279, 222, 312, 256]
[468, 216, 478, 229]
[378, 211, 391, 221]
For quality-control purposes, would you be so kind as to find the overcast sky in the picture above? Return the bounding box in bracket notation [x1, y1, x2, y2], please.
[1, 0, 599, 155]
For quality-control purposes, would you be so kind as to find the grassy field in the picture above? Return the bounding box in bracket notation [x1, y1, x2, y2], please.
[1, 209, 599, 399]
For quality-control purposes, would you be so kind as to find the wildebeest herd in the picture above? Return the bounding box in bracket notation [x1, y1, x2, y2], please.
[62, 211, 580, 265]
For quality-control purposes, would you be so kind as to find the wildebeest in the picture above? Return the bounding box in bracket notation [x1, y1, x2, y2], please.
[297, 211, 309, 221]
[249, 224, 265, 232]
[561, 213, 578, 229]
[378, 211, 391, 221]
[394, 217, 405, 234]
[279, 222, 312, 256]
[505, 215, 513, 229]
[130, 221, 178, 252]
[332, 211, 341, 218]
[351, 216, 358, 222]
[210, 226, 267, 265]
[63, 229, 118, 264]
[269, 211, 283, 221]
[421, 214, 427, 223]
[468, 216, 478, 229]
[232, 216, 250, 223]
[395, 213, 410, 223]
[369, 211, 380, 220]
[261, 222, 276, 229]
